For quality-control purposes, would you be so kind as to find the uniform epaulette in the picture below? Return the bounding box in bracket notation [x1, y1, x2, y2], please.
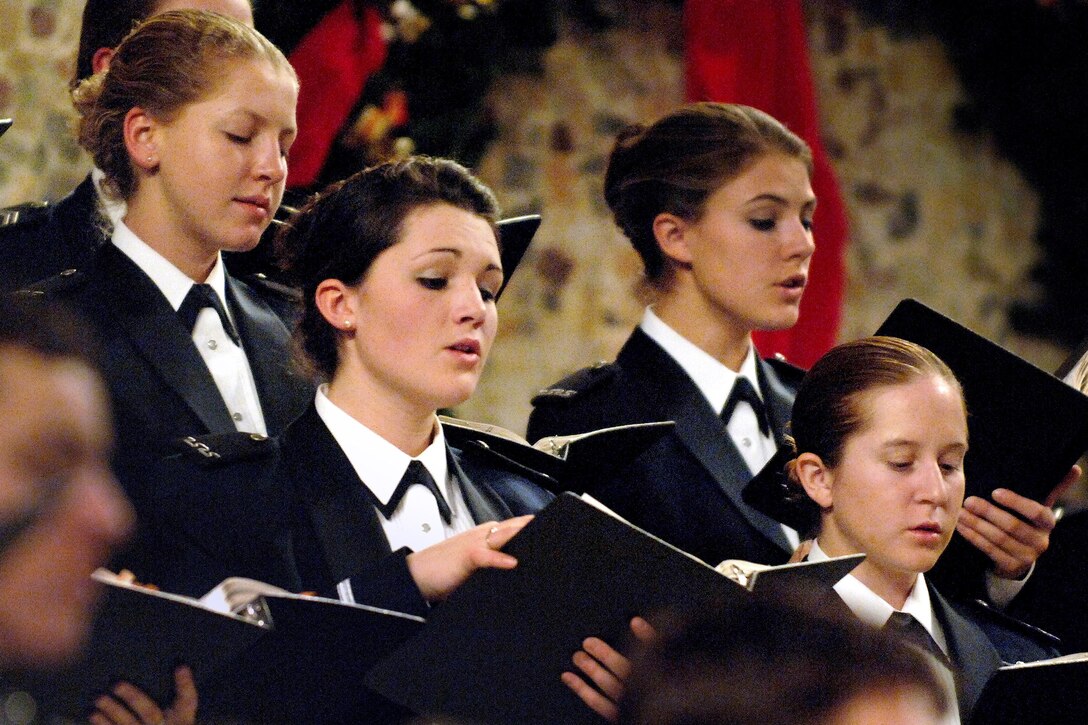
[171, 431, 278, 468]
[531, 360, 618, 405]
[14, 266, 86, 297]
[240, 272, 302, 304]
[765, 352, 807, 385]
[0, 201, 49, 230]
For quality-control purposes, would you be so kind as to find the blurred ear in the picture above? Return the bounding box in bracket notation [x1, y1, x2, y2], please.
[91, 47, 115, 76]
[123, 107, 160, 172]
[795, 452, 834, 509]
[314, 278, 357, 332]
[652, 212, 694, 268]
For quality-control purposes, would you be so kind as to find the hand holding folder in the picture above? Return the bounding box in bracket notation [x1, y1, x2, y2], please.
[366, 493, 863, 725]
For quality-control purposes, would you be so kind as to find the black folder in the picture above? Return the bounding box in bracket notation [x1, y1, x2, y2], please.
[19, 577, 424, 722]
[496, 214, 541, 300]
[201, 593, 424, 723]
[0, 119, 11, 138]
[874, 299, 1088, 506]
[366, 493, 854, 725]
[969, 654, 1088, 724]
[442, 419, 675, 494]
[17, 575, 266, 716]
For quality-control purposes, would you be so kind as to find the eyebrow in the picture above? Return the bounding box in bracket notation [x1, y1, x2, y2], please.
[744, 193, 818, 208]
[224, 109, 297, 136]
[415, 247, 503, 274]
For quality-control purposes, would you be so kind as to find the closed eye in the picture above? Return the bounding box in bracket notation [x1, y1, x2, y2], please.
[418, 277, 447, 291]
[226, 133, 252, 145]
[749, 219, 775, 232]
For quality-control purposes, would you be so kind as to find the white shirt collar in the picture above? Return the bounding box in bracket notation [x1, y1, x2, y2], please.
[90, 167, 128, 227]
[313, 385, 449, 507]
[639, 306, 762, 413]
[810, 539, 944, 650]
[111, 219, 229, 314]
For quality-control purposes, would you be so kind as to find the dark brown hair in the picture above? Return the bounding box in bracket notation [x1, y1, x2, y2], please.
[604, 103, 813, 285]
[276, 156, 500, 380]
[619, 592, 949, 725]
[72, 8, 293, 201]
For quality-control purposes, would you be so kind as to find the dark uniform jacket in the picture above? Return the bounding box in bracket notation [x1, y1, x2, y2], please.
[146, 404, 555, 605]
[24, 242, 312, 578]
[527, 327, 803, 567]
[0, 175, 299, 323]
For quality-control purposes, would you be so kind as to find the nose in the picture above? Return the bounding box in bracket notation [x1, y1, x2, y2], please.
[254, 137, 287, 185]
[453, 280, 488, 327]
[914, 461, 951, 508]
[784, 219, 816, 262]
[69, 468, 135, 552]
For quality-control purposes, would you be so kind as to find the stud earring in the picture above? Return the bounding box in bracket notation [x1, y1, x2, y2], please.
[344, 319, 354, 329]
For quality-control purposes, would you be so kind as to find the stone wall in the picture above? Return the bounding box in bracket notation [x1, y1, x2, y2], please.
[0, 1, 1059, 438]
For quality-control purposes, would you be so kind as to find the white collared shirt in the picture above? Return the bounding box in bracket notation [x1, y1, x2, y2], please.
[111, 220, 267, 435]
[810, 540, 959, 724]
[315, 386, 475, 559]
[639, 307, 796, 548]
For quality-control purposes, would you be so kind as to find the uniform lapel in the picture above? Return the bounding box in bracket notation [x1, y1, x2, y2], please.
[930, 584, 1003, 719]
[448, 447, 514, 524]
[225, 274, 307, 434]
[285, 406, 393, 585]
[621, 331, 792, 553]
[97, 245, 235, 433]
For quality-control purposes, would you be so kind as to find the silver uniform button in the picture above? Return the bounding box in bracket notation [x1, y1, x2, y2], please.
[421, 523, 431, 533]
[741, 437, 752, 448]
[208, 339, 218, 350]
[232, 412, 243, 422]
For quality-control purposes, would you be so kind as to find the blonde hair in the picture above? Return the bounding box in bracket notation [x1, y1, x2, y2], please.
[72, 9, 296, 201]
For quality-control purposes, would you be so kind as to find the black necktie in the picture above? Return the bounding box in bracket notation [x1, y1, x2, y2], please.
[378, 460, 453, 524]
[721, 377, 770, 436]
[884, 611, 952, 669]
[178, 283, 241, 346]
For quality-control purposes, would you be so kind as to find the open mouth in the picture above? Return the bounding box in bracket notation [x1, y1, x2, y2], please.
[448, 340, 481, 356]
[779, 274, 807, 290]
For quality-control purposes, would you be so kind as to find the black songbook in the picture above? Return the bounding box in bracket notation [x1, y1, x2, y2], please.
[496, 214, 541, 300]
[18, 571, 267, 715]
[0, 119, 11, 138]
[440, 416, 674, 494]
[366, 493, 856, 725]
[969, 653, 1088, 724]
[21, 572, 423, 721]
[876, 299, 1088, 598]
[716, 553, 864, 592]
[875, 299, 1088, 506]
[201, 592, 424, 723]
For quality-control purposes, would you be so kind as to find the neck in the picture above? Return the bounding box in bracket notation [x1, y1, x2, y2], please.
[654, 283, 752, 372]
[325, 365, 436, 457]
[124, 197, 217, 283]
[819, 537, 917, 610]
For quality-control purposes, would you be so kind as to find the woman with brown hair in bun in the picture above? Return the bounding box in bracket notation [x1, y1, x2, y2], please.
[528, 102, 1059, 607]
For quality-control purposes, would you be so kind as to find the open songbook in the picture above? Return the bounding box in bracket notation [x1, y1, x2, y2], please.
[17, 570, 423, 721]
[715, 554, 864, 592]
[440, 416, 674, 493]
[366, 493, 863, 725]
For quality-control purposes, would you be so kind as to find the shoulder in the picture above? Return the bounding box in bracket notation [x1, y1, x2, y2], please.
[453, 443, 556, 513]
[763, 353, 806, 391]
[231, 272, 302, 327]
[530, 360, 623, 407]
[0, 201, 50, 234]
[951, 597, 1060, 662]
[14, 266, 91, 299]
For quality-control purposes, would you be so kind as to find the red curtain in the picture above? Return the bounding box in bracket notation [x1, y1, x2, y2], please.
[685, 0, 849, 369]
[286, 2, 388, 189]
